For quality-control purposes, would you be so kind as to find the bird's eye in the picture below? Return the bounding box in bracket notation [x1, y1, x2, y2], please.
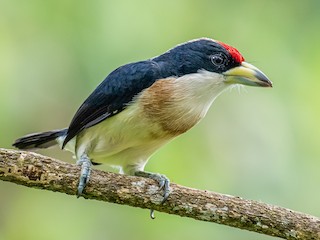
[210, 54, 227, 67]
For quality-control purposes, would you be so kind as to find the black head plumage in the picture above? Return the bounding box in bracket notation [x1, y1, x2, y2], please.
[153, 38, 244, 76]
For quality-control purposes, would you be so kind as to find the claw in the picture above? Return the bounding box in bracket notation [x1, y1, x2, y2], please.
[135, 171, 171, 202]
[134, 171, 171, 219]
[150, 209, 155, 219]
[161, 178, 170, 204]
[76, 154, 92, 197]
[158, 179, 166, 190]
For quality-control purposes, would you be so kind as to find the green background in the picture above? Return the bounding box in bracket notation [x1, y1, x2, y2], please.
[1, 0, 319, 239]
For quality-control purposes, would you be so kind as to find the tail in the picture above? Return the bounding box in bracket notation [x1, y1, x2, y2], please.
[13, 128, 68, 150]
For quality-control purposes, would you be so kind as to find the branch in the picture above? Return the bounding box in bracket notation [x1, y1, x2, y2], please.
[0, 148, 319, 239]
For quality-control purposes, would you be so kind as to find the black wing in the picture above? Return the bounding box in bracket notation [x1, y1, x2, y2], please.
[62, 60, 161, 148]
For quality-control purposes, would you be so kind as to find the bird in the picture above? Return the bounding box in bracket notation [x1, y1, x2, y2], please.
[13, 38, 272, 217]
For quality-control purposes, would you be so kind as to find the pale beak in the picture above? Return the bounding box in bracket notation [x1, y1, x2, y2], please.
[223, 62, 272, 87]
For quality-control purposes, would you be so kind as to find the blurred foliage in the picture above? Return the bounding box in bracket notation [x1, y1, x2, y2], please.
[1, 0, 320, 239]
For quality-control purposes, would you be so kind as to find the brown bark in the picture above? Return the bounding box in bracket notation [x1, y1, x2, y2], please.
[0, 148, 319, 239]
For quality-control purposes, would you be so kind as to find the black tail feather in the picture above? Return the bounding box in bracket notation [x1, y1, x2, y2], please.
[13, 128, 67, 150]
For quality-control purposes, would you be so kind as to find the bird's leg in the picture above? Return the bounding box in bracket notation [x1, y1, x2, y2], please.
[134, 171, 171, 202]
[76, 154, 92, 197]
[134, 171, 171, 219]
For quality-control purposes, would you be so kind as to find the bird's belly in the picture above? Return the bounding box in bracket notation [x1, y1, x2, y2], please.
[74, 105, 174, 169]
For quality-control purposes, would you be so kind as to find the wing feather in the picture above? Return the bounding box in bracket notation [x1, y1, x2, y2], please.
[62, 60, 161, 148]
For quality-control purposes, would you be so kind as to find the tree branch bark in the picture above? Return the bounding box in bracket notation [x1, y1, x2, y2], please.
[0, 148, 319, 239]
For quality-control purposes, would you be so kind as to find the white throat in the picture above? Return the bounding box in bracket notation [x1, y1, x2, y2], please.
[173, 70, 230, 116]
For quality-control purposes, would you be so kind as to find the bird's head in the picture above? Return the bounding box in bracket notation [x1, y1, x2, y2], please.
[157, 38, 272, 88]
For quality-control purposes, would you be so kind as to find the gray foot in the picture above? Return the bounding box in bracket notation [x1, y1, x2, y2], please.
[76, 154, 92, 197]
[135, 171, 171, 219]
